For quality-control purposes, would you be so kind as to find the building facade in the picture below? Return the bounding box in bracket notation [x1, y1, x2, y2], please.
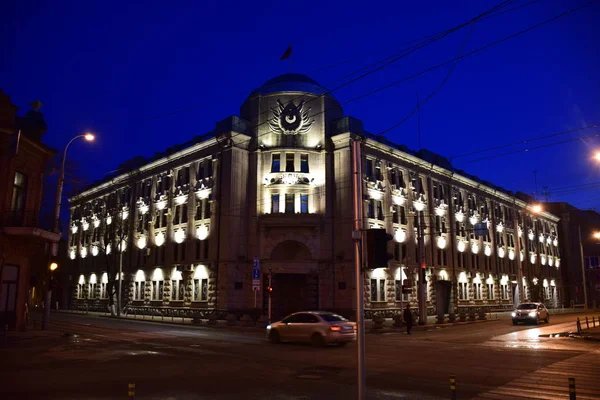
[544, 202, 600, 308]
[0, 91, 58, 330]
[68, 74, 562, 321]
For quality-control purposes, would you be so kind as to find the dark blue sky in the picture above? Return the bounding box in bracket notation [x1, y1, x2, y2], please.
[2, 0, 599, 208]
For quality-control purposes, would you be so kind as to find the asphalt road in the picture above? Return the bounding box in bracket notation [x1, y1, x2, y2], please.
[1, 311, 599, 399]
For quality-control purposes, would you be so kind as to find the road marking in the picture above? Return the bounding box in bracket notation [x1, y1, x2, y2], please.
[473, 351, 600, 399]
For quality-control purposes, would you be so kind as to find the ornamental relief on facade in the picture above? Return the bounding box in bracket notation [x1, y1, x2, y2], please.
[268, 99, 314, 135]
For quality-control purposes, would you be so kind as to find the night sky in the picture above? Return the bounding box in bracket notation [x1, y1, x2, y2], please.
[2, 0, 599, 209]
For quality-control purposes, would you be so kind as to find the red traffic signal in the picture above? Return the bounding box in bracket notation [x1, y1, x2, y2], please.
[267, 286, 273, 293]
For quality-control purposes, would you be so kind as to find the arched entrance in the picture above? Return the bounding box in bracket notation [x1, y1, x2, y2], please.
[266, 240, 318, 320]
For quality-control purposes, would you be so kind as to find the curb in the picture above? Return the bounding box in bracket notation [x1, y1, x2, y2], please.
[568, 333, 600, 342]
[368, 318, 501, 334]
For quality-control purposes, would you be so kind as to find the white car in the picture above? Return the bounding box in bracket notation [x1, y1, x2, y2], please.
[266, 311, 356, 346]
[512, 302, 550, 325]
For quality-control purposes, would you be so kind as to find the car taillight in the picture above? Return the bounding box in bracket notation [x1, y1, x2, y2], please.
[330, 326, 342, 332]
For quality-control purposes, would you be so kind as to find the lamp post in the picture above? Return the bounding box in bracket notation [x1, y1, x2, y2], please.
[42, 133, 95, 330]
[578, 226, 589, 311]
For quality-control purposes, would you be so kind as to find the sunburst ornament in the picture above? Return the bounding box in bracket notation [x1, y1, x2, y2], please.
[269, 100, 314, 135]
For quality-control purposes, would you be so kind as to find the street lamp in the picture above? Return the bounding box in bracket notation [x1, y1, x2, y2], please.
[42, 132, 95, 330]
[593, 232, 600, 240]
[594, 152, 600, 162]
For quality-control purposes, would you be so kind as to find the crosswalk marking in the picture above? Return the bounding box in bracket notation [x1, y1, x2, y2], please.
[474, 351, 600, 400]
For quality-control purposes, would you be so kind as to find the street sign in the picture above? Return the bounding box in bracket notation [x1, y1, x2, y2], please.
[253, 258, 260, 291]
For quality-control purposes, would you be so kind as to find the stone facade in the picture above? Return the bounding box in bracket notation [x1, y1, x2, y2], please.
[67, 74, 563, 321]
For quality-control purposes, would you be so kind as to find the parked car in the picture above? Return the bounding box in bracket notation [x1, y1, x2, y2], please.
[266, 311, 356, 346]
[511, 302, 550, 325]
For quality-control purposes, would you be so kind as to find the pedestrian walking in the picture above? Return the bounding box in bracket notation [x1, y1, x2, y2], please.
[403, 304, 413, 335]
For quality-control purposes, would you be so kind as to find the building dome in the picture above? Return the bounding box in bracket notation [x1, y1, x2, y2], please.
[249, 73, 331, 97]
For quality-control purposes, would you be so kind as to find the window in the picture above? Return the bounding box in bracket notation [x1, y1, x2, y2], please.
[271, 194, 280, 213]
[300, 154, 309, 173]
[285, 153, 294, 172]
[458, 282, 468, 300]
[472, 254, 479, 269]
[285, 194, 294, 214]
[171, 279, 184, 301]
[300, 194, 308, 214]
[473, 283, 482, 300]
[177, 167, 189, 187]
[365, 159, 374, 179]
[437, 249, 447, 266]
[367, 200, 375, 219]
[11, 171, 28, 217]
[89, 283, 97, 299]
[392, 206, 399, 223]
[155, 210, 168, 229]
[394, 280, 409, 301]
[501, 284, 509, 300]
[174, 204, 187, 225]
[193, 278, 208, 301]
[400, 206, 407, 224]
[394, 243, 400, 261]
[484, 256, 491, 271]
[370, 278, 386, 302]
[338, 282, 346, 290]
[458, 252, 465, 268]
[152, 280, 164, 301]
[271, 153, 280, 172]
[174, 243, 185, 262]
[78, 284, 84, 299]
[100, 283, 107, 299]
[376, 201, 384, 221]
[487, 283, 494, 300]
[134, 281, 145, 300]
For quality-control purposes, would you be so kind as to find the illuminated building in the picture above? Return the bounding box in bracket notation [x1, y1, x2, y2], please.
[68, 74, 562, 320]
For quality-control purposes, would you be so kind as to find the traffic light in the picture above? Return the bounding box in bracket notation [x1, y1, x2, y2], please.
[365, 229, 393, 270]
[267, 286, 273, 294]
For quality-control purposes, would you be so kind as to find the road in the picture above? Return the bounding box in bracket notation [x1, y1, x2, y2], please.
[1, 311, 599, 399]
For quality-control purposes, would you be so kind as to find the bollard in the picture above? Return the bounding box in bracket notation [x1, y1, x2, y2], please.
[576, 318, 582, 335]
[128, 383, 135, 399]
[585, 316, 589, 330]
[450, 375, 456, 400]
[569, 377, 576, 400]
[593, 316, 597, 328]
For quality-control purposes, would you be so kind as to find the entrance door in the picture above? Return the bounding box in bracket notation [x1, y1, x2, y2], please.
[265, 273, 318, 321]
[0, 265, 20, 329]
[435, 281, 451, 315]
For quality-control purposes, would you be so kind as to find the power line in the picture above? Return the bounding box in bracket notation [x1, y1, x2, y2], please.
[458, 133, 600, 164]
[377, 15, 478, 136]
[451, 124, 599, 159]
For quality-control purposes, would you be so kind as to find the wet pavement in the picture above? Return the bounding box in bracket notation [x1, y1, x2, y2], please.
[1, 310, 599, 399]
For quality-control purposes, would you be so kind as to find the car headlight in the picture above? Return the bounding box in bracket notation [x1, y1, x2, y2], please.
[511, 312, 516, 317]
[528, 312, 537, 317]
[266, 324, 271, 330]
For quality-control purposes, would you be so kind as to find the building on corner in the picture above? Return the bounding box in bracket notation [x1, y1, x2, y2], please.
[67, 74, 563, 321]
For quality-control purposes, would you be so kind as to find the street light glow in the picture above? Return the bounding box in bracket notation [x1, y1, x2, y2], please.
[49, 262, 58, 271]
[532, 204, 542, 214]
[84, 133, 95, 141]
[593, 232, 600, 240]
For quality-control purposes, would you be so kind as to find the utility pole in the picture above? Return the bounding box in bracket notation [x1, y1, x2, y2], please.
[578, 225, 589, 311]
[351, 138, 366, 400]
[268, 268, 272, 323]
[117, 237, 123, 317]
[417, 210, 427, 325]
